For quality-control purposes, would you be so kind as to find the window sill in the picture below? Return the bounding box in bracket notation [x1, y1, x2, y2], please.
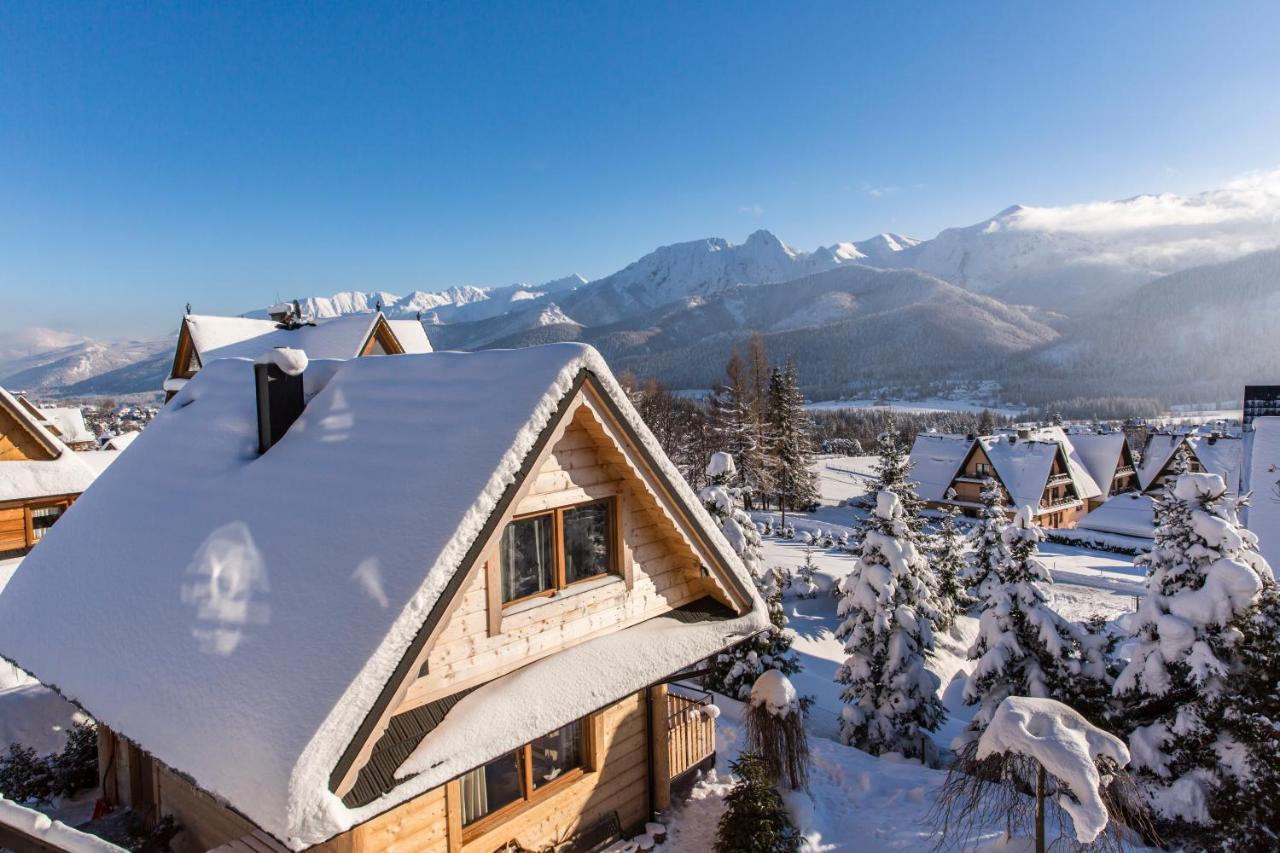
[501, 574, 623, 617]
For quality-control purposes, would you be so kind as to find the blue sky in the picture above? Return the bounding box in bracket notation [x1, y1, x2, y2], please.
[2, 1, 1279, 339]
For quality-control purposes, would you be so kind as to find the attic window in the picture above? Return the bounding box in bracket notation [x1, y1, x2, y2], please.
[500, 499, 616, 605]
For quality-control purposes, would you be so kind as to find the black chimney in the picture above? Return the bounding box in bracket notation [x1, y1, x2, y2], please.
[255, 353, 306, 454]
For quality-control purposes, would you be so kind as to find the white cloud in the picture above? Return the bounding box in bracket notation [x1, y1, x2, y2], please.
[1003, 167, 1280, 235]
[738, 203, 765, 216]
[863, 182, 901, 199]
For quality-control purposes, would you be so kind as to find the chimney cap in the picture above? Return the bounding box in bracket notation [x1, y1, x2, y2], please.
[255, 347, 309, 377]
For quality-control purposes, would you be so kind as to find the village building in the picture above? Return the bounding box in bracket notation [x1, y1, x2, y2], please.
[1135, 430, 1243, 495]
[0, 343, 766, 853]
[909, 427, 1101, 529]
[1065, 431, 1139, 503]
[14, 397, 99, 451]
[0, 386, 99, 559]
[164, 309, 432, 399]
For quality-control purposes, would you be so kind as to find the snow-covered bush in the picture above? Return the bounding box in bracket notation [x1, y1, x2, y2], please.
[834, 490, 944, 760]
[961, 507, 1091, 743]
[1114, 472, 1271, 841]
[0, 743, 54, 804]
[0, 722, 99, 805]
[792, 547, 819, 598]
[746, 671, 810, 791]
[934, 697, 1151, 851]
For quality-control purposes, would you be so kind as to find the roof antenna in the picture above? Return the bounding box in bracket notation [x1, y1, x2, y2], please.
[416, 311, 422, 322]
[185, 302, 192, 315]
[375, 300, 383, 313]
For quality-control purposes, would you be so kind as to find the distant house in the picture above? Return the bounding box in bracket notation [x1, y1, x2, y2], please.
[13, 398, 98, 451]
[1066, 431, 1139, 503]
[164, 310, 432, 399]
[0, 387, 97, 559]
[909, 427, 1101, 528]
[1136, 431, 1243, 495]
[0, 344, 765, 852]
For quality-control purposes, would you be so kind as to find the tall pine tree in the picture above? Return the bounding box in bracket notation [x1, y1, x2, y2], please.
[864, 415, 925, 526]
[834, 490, 944, 760]
[766, 361, 818, 526]
[1114, 472, 1270, 843]
[928, 503, 968, 630]
[962, 479, 1011, 609]
[710, 349, 762, 499]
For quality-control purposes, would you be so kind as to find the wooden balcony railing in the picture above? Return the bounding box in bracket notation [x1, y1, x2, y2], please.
[668, 688, 716, 779]
[1047, 473, 1073, 487]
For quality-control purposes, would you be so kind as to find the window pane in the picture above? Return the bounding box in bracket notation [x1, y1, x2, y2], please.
[501, 515, 555, 603]
[562, 502, 611, 584]
[460, 750, 524, 825]
[530, 722, 583, 790]
[30, 506, 64, 541]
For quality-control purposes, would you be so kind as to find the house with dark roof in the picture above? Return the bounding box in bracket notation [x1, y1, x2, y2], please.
[0, 343, 765, 852]
[164, 309, 432, 399]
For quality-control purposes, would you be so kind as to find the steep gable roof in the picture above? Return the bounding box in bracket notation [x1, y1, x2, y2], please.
[0, 344, 762, 849]
[1138, 431, 1242, 494]
[1065, 432, 1130, 496]
[908, 433, 974, 502]
[979, 435, 1064, 511]
[0, 388, 97, 503]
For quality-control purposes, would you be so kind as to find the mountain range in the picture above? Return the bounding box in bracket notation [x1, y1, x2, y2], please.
[4, 170, 1278, 410]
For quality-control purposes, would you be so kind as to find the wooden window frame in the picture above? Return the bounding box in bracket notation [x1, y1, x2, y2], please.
[499, 496, 621, 609]
[459, 717, 592, 842]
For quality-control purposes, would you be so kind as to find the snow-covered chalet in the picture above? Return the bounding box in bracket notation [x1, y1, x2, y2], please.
[0, 343, 767, 852]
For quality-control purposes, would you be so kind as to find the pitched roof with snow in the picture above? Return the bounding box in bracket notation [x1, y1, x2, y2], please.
[0, 388, 98, 502]
[1244, 417, 1280, 569]
[35, 406, 95, 447]
[1076, 492, 1156, 540]
[1137, 433, 1184, 490]
[1027, 426, 1103, 500]
[1067, 432, 1129, 495]
[1138, 431, 1243, 494]
[385, 319, 433, 354]
[0, 344, 763, 849]
[185, 313, 389, 363]
[908, 433, 974, 502]
[980, 436, 1063, 511]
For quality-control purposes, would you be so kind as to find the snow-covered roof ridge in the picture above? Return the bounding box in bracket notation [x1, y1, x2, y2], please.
[0, 343, 761, 849]
[907, 433, 975, 502]
[1067, 431, 1128, 494]
[0, 385, 64, 459]
[980, 435, 1062, 510]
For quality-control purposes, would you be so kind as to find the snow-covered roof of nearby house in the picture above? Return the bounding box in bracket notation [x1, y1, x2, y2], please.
[907, 434, 973, 502]
[1243, 417, 1280, 569]
[1076, 492, 1156, 540]
[980, 436, 1063, 511]
[998, 427, 1102, 501]
[1067, 432, 1129, 495]
[0, 344, 762, 850]
[0, 388, 98, 502]
[1137, 431, 1243, 494]
[1136, 433, 1184, 490]
[385, 320, 433, 354]
[0, 795, 126, 853]
[102, 430, 140, 452]
[36, 406, 95, 447]
[184, 313, 396, 364]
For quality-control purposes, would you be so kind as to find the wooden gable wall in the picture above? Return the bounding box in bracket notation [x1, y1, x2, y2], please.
[0, 405, 57, 462]
[395, 397, 719, 714]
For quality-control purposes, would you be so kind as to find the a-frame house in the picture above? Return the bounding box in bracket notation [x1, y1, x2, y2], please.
[0, 344, 765, 852]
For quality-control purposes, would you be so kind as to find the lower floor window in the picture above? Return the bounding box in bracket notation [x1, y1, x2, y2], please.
[459, 719, 585, 828]
[30, 505, 65, 542]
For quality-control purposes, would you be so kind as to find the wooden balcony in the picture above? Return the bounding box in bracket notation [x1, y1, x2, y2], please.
[1046, 473, 1073, 487]
[667, 687, 716, 780]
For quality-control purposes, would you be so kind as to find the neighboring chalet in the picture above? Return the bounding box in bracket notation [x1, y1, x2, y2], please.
[0, 386, 97, 559]
[1067, 431, 1139, 502]
[0, 344, 766, 852]
[1136, 430, 1243, 495]
[14, 397, 98, 451]
[165, 309, 432, 399]
[909, 427, 1103, 528]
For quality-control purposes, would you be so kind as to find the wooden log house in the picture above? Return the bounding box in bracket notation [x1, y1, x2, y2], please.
[0, 386, 96, 559]
[0, 343, 766, 852]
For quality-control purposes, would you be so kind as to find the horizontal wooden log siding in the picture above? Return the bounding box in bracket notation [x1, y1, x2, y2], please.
[399, 405, 709, 712]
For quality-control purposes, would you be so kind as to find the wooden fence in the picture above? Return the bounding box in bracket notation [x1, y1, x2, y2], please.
[667, 688, 716, 779]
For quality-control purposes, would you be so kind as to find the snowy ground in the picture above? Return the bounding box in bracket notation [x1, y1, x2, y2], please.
[655, 456, 1148, 850]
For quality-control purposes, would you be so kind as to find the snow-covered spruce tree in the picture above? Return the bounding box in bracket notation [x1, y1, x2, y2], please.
[702, 452, 801, 700]
[1113, 472, 1270, 842]
[766, 362, 818, 526]
[834, 490, 944, 760]
[962, 479, 1011, 610]
[928, 503, 968, 630]
[961, 507, 1085, 743]
[709, 351, 762, 497]
[714, 752, 803, 853]
[1212, 578, 1280, 849]
[864, 414, 925, 526]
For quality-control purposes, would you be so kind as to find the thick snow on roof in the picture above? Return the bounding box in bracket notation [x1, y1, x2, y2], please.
[386, 319, 432, 354]
[1244, 417, 1280, 569]
[980, 436, 1060, 510]
[908, 434, 973, 502]
[395, 604, 765, 788]
[1068, 432, 1128, 495]
[1137, 432, 1243, 494]
[0, 344, 760, 849]
[185, 313, 382, 363]
[1003, 427, 1102, 500]
[1136, 433, 1182, 490]
[0, 795, 126, 852]
[102, 430, 140, 452]
[1076, 492, 1155, 540]
[38, 406, 95, 446]
[0, 454, 97, 503]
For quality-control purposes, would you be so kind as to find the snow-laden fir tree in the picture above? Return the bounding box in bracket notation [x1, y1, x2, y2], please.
[710, 350, 764, 501]
[765, 362, 818, 525]
[834, 490, 944, 759]
[864, 414, 925, 526]
[1113, 472, 1270, 840]
[1212, 577, 1280, 849]
[962, 479, 1011, 609]
[701, 452, 800, 700]
[961, 506, 1085, 743]
[928, 503, 968, 630]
